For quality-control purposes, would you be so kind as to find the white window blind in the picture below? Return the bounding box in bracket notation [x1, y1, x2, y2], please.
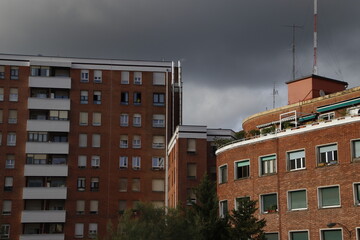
[5, 177, 13, 186]
[121, 71, 129, 84]
[91, 156, 100, 167]
[79, 134, 87, 147]
[152, 179, 165, 192]
[75, 223, 84, 237]
[8, 110, 17, 124]
[153, 72, 165, 85]
[78, 156, 87, 168]
[76, 200, 85, 213]
[92, 134, 100, 148]
[79, 112, 88, 125]
[187, 139, 196, 152]
[2, 200, 11, 214]
[93, 112, 101, 126]
[94, 70, 102, 83]
[90, 200, 99, 213]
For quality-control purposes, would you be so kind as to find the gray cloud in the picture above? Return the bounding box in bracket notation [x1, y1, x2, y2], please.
[0, 0, 359, 130]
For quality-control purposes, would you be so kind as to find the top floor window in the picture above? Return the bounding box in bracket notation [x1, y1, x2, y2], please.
[81, 70, 89, 82]
[288, 150, 305, 171]
[235, 160, 250, 179]
[153, 72, 165, 85]
[219, 165, 227, 184]
[318, 112, 335, 121]
[0, 66, 4, 79]
[121, 71, 129, 84]
[94, 70, 102, 83]
[352, 140, 360, 161]
[318, 144, 338, 166]
[260, 155, 276, 176]
[31, 66, 50, 77]
[133, 72, 142, 85]
[10, 66, 19, 80]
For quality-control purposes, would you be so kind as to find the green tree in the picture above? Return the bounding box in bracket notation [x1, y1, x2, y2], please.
[229, 198, 266, 240]
[189, 174, 230, 240]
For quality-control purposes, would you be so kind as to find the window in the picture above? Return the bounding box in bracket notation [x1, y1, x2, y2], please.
[7, 133, 16, 146]
[187, 139, 196, 153]
[133, 114, 141, 127]
[10, 66, 19, 80]
[321, 229, 342, 240]
[0, 224, 10, 239]
[121, 92, 129, 105]
[90, 200, 99, 214]
[290, 231, 309, 240]
[319, 186, 340, 208]
[133, 72, 142, 85]
[119, 156, 128, 169]
[288, 189, 307, 210]
[77, 178, 86, 191]
[132, 135, 141, 148]
[119, 200, 127, 213]
[318, 144, 338, 166]
[152, 157, 164, 170]
[288, 150, 305, 171]
[261, 193, 278, 213]
[91, 156, 100, 168]
[121, 71, 129, 84]
[90, 178, 99, 191]
[318, 112, 335, 121]
[235, 160, 250, 179]
[31, 66, 50, 77]
[132, 178, 140, 192]
[132, 156, 141, 170]
[76, 200, 85, 215]
[79, 134, 87, 147]
[152, 179, 165, 192]
[152, 114, 165, 127]
[8, 110, 17, 124]
[4, 177, 13, 191]
[153, 72, 165, 85]
[0, 88, 3, 101]
[79, 112, 88, 126]
[5, 155, 15, 169]
[152, 136, 165, 149]
[133, 92, 141, 105]
[187, 188, 196, 205]
[80, 90, 88, 104]
[260, 155, 276, 175]
[352, 140, 360, 161]
[78, 156, 87, 168]
[92, 112, 101, 126]
[92, 134, 100, 148]
[152, 201, 165, 208]
[120, 114, 129, 126]
[0, 110, 2, 123]
[264, 233, 279, 240]
[89, 223, 98, 238]
[187, 163, 197, 179]
[81, 70, 89, 82]
[235, 196, 250, 210]
[219, 165, 227, 184]
[2, 200, 11, 215]
[0, 66, 4, 79]
[354, 183, 360, 205]
[94, 70, 102, 83]
[120, 135, 128, 148]
[50, 110, 68, 120]
[119, 178, 128, 192]
[75, 223, 84, 238]
[153, 93, 165, 106]
[219, 200, 228, 218]
[9, 88, 18, 102]
[93, 91, 101, 104]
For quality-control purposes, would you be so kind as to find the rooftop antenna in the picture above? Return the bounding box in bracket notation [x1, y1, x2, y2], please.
[273, 82, 278, 109]
[313, 0, 318, 75]
[284, 24, 303, 81]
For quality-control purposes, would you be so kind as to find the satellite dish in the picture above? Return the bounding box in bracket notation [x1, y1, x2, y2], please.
[319, 90, 325, 96]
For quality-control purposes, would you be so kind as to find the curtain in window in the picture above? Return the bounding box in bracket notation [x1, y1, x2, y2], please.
[321, 187, 340, 207]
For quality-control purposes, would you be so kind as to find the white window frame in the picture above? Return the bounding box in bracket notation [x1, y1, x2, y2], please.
[264, 232, 279, 240]
[152, 114, 165, 128]
[80, 90, 88, 104]
[121, 92, 129, 105]
[5, 155, 15, 169]
[75, 223, 84, 238]
[92, 134, 101, 148]
[9, 88, 18, 102]
[152, 157, 165, 170]
[318, 185, 341, 209]
[132, 156, 141, 170]
[287, 149, 306, 171]
[219, 200, 228, 218]
[287, 189, 307, 211]
[119, 156, 128, 169]
[120, 114, 129, 127]
[318, 112, 335, 121]
[92, 112, 101, 126]
[351, 139, 360, 162]
[320, 228, 343, 240]
[91, 156, 100, 168]
[133, 72, 142, 85]
[7, 133, 16, 146]
[90, 178, 99, 192]
[94, 70, 102, 83]
[93, 91, 101, 104]
[133, 114, 141, 127]
[317, 143, 338, 166]
[353, 182, 360, 206]
[234, 159, 250, 180]
[132, 135, 141, 149]
[259, 154, 277, 176]
[260, 192, 278, 214]
[0, 224, 10, 239]
[289, 230, 309, 240]
[77, 178, 86, 191]
[218, 164, 228, 184]
[153, 93, 165, 106]
[2, 200, 11, 215]
[81, 70, 89, 82]
[120, 135, 128, 148]
[121, 71, 129, 84]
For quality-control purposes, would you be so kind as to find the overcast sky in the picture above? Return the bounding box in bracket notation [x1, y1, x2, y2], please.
[1, 0, 359, 131]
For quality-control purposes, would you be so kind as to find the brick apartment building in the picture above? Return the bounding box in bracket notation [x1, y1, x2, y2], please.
[167, 125, 235, 208]
[216, 75, 360, 240]
[0, 53, 182, 240]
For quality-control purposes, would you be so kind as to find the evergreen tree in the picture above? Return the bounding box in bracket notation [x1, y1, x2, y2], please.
[229, 198, 266, 240]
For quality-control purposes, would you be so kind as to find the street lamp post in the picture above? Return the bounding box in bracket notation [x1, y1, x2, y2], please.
[327, 222, 352, 240]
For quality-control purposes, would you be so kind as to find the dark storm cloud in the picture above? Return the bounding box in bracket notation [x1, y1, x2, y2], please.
[0, 0, 359, 129]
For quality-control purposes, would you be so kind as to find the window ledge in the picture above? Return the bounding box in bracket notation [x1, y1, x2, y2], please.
[318, 205, 341, 209]
[260, 173, 277, 177]
[234, 177, 250, 181]
[287, 208, 308, 212]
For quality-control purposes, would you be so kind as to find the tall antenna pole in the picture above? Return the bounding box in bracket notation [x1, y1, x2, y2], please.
[272, 82, 278, 109]
[284, 24, 303, 81]
[313, 0, 318, 75]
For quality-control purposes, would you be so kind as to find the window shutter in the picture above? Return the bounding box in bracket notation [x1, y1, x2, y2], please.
[187, 163, 197, 178]
[79, 134, 87, 147]
[90, 200, 98, 212]
[319, 145, 337, 153]
[50, 110, 58, 118]
[5, 177, 13, 186]
[152, 179, 165, 192]
[2, 200, 11, 213]
[78, 156, 87, 167]
[8, 110, 17, 119]
[354, 141, 360, 158]
[79, 112, 88, 125]
[237, 160, 250, 167]
[153, 72, 165, 85]
[288, 150, 305, 159]
[59, 111, 68, 119]
[92, 134, 100, 147]
[75, 223, 84, 237]
[187, 139, 196, 152]
[10, 88, 18, 95]
[76, 200, 85, 212]
[121, 71, 129, 83]
[93, 112, 101, 125]
[119, 178, 128, 192]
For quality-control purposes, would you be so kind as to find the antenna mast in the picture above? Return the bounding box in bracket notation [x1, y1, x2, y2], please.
[272, 82, 278, 109]
[285, 24, 303, 81]
[313, 0, 318, 75]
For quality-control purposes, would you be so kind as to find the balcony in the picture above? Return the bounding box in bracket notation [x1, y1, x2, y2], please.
[28, 98, 70, 110]
[24, 165, 68, 177]
[26, 142, 69, 154]
[23, 187, 67, 199]
[20, 234, 64, 240]
[21, 210, 66, 223]
[27, 120, 70, 132]
[29, 76, 71, 89]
